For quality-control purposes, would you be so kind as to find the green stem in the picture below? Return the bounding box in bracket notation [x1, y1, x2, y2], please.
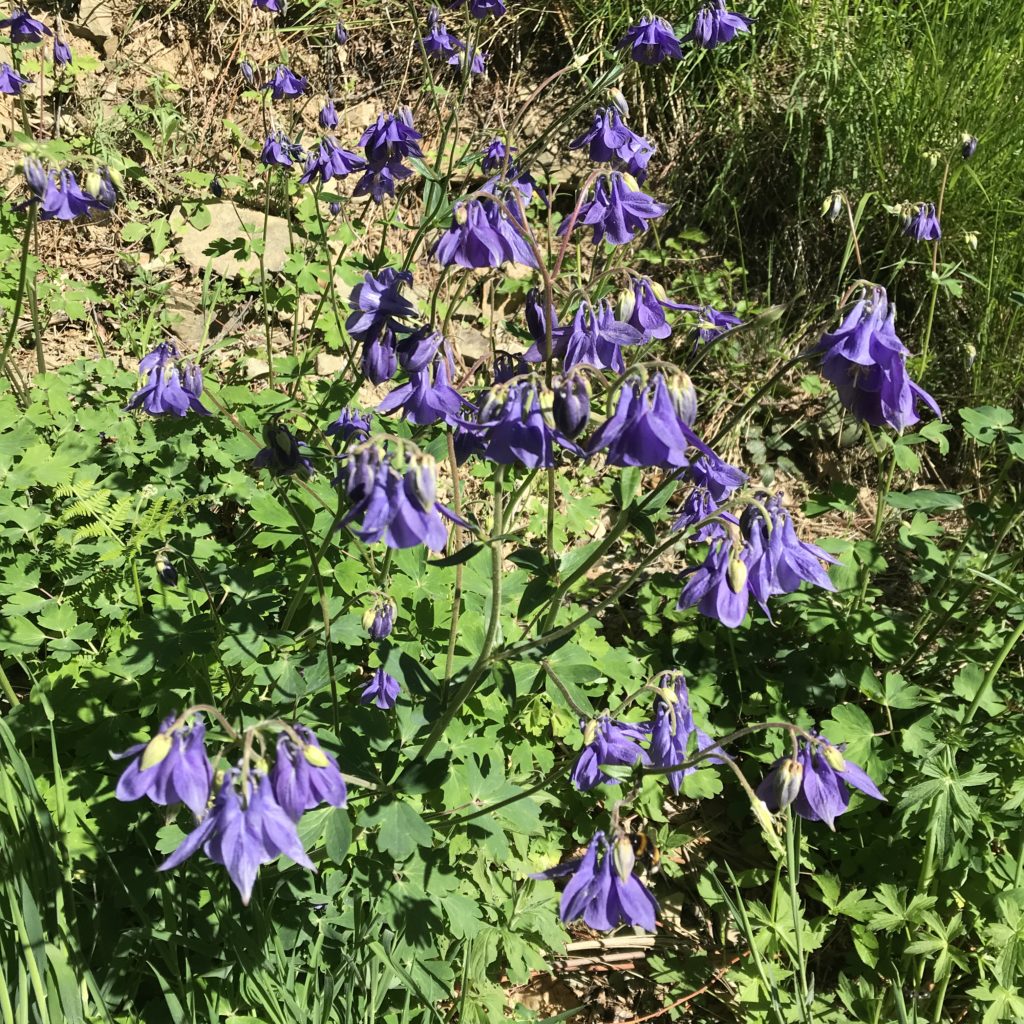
[0, 663, 21, 706]
[0, 204, 36, 388]
[260, 168, 275, 388]
[443, 431, 465, 696]
[962, 614, 1024, 726]
[786, 811, 812, 1024]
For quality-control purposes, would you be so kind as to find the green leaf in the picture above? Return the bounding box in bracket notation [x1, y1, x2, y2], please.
[886, 489, 963, 511]
[359, 800, 432, 861]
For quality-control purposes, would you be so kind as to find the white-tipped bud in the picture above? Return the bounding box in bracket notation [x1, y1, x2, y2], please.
[140, 732, 173, 770]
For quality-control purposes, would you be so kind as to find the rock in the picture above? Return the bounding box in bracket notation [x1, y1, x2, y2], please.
[165, 286, 206, 348]
[74, 0, 117, 57]
[171, 201, 296, 279]
[316, 352, 347, 376]
[243, 357, 270, 380]
[453, 325, 491, 363]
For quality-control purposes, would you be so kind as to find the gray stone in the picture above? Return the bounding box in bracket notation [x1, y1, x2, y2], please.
[172, 201, 295, 279]
[316, 352, 348, 376]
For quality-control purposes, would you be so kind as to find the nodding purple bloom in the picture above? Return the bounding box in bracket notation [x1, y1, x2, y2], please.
[260, 131, 303, 168]
[396, 326, 443, 373]
[459, 378, 580, 468]
[903, 202, 941, 242]
[270, 726, 348, 822]
[1, 9, 51, 43]
[327, 407, 372, 444]
[364, 596, 397, 640]
[449, 0, 506, 17]
[252, 421, 315, 478]
[359, 110, 424, 167]
[757, 737, 885, 830]
[0, 62, 33, 95]
[53, 37, 72, 65]
[816, 287, 941, 430]
[362, 330, 399, 383]
[524, 287, 555, 353]
[588, 372, 704, 469]
[531, 831, 659, 931]
[647, 673, 723, 794]
[481, 138, 511, 173]
[663, 297, 744, 346]
[422, 6, 461, 56]
[672, 450, 747, 539]
[571, 716, 650, 791]
[618, 15, 682, 64]
[263, 64, 308, 100]
[346, 268, 417, 344]
[619, 277, 672, 340]
[526, 299, 643, 373]
[23, 158, 47, 198]
[239, 60, 256, 86]
[210, 176, 224, 198]
[89, 168, 118, 210]
[448, 42, 487, 74]
[552, 371, 592, 439]
[433, 198, 538, 270]
[253, 0, 283, 9]
[319, 98, 338, 130]
[299, 136, 366, 185]
[113, 713, 212, 816]
[334, 22, 349, 44]
[559, 172, 668, 247]
[353, 162, 409, 203]
[377, 352, 466, 426]
[676, 537, 753, 627]
[328, 200, 341, 216]
[361, 668, 401, 709]
[570, 107, 656, 182]
[337, 448, 463, 551]
[684, 0, 754, 48]
[126, 342, 209, 417]
[160, 771, 314, 905]
[156, 552, 179, 586]
[961, 134, 977, 160]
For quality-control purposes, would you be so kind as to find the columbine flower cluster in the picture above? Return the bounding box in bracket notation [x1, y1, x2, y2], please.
[114, 711, 347, 904]
[126, 342, 208, 418]
[618, 2, 752, 64]
[21, 160, 120, 222]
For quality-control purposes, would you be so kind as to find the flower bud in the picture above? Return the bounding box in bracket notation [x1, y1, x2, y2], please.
[582, 719, 599, 746]
[329, 200, 341, 216]
[727, 549, 748, 594]
[303, 743, 330, 768]
[363, 596, 396, 641]
[612, 833, 636, 883]
[140, 731, 173, 771]
[821, 190, 843, 222]
[752, 798, 784, 854]
[84, 171, 103, 199]
[621, 172, 641, 193]
[156, 552, 178, 586]
[335, 22, 349, 45]
[406, 455, 437, 511]
[774, 757, 804, 809]
[240, 60, 255, 86]
[821, 744, 846, 772]
[617, 287, 636, 323]
[609, 87, 629, 118]
[668, 372, 697, 426]
[964, 230, 978, 250]
[552, 373, 591, 440]
[961, 134, 977, 160]
[22, 158, 47, 197]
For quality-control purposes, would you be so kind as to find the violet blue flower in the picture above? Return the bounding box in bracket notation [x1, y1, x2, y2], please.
[346, 268, 417, 343]
[359, 109, 424, 166]
[299, 136, 367, 185]
[377, 353, 466, 426]
[676, 538, 753, 627]
[53, 36, 72, 65]
[531, 831, 659, 931]
[481, 138, 511, 173]
[552, 372, 591, 440]
[684, 0, 754, 48]
[396, 326, 443, 373]
[22, 157, 47, 198]
[38, 169, 99, 221]
[618, 15, 682, 64]
[252, 421, 315, 478]
[647, 672, 722, 794]
[126, 342, 209, 417]
[319, 98, 339, 130]
[528, 299, 643, 372]
[239, 60, 255, 86]
[816, 287, 941, 430]
[362, 331, 399, 383]
[114, 713, 212, 816]
[422, 7, 461, 55]
[353, 163, 408, 203]
[672, 451, 747, 539]
[756, 737, 885, 830]
[363, 596, 396, 640]
[270, 726, 348, 821]
[327, 407, 372, 443]
[903, 202, 941, 242]
[570, 107, 656, 182]
[433, 197, 538, 270]
[361, 668, 401, 709]
[558, 172, 668, 247]
[619, 277, 672, 340]
[1, 9, 50, 42]
[160, 771, 314, 905]
[449, 0, 506, 17]
[253, 0, 283, 9]
[448, 42, 487, 74]
[335, 22, 348, 44]
[260, 131, 303, 168]
[0, 62, 33, 95]
[263, 64, 308, 100]
[571, 716, 650, 791]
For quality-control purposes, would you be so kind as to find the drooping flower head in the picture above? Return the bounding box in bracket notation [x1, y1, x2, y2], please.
[422, 6, 461, 55]
[433, 196, 538, 270]
[346, 267, 418, 344]
[448, 0, 506, 17]
[0, 62, 33, 95]
[558, 172, 668, 247]
[672, 450, 747, 540]
[359, 108, 424, 166]
[816, 286, 941, 430]
[326, 407, 372, 444]
[263, 64, 308, 100]
[126, 342, 209, 417]
[647, 672, 723, 794]
[363, 595, 397, 640]
[1, 9, 51, 43]
[160, 771, 314, 904]
[361, 668, 401, 709]
[252, 420, 315, 478]
[684, 0, 754, 49]
[619, 277, 673, 341]
[448, 42, 487, 74]
[334, 22, 349, 44]
[260, 131, 304, 168]
[756, 735, 885, 830]
[570, 107, 656, 182]
[902, 201, 941, 242]
[253, 0, 284, 10]
[481, 137, 511, 173]
[618, 15, 682, 64]
[299, 136, 366, 185]
[113, 713, 213, 816]
[156, 552, 178, 586]
[270, 725, 348, 821]
[530, 830, 659, 931]
[527, 299, 643, 372]
[551, 371, 592, 440]
[571, 715, 650, 791]
[319, 98, 339, 130]
[377, 351, 466, 426]
[53, 36, 72, 65]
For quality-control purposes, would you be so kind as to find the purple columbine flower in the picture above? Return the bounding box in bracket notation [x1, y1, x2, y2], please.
[903, 202, 941, 242]
[363, 595, 397, 640]
[345, 268, 417, 344]
[270, 726, 348, 821]
[319, 98, 338, 130]
[552, 371, 591, 440]
[362, 330, 400, 384]
[531, 830, 659, 932]
[252, 421, 315, 478]
[481, 138, 511, 173]
[588, 371, 704, 469]
[160, 771, 315, 905]
[22, 157, 47, 198]
[619, 277, 672, 340]
[327, 407, 372, 444]
[526, 299, 643, 372]
[359, 109, 424, 167]
[1, 9, 51, 43]
[38, 169, 99, 221]
[396, 326, 443, 373]
[253, 0, 283, 10]
[113, 713, 212, 816]
[353, 162, 408, 203]
[263, 64, 308, 100]
[647, 672, 722, 794]
[570, 107, 656, 182]
[449, 0, 506, 17]
[571, 716, 650, 791]
[422, 6, 461, 55]
[299, 136, 367, 185]
[240, 60, 256, 86]
[335, 22, 349, 44]
[756, 736, 885, 830]
[676, 537, 753, 627]
[337, 448, 464, 551]
[672, 451, 747, 539]
[618, 15, 682, 64]
[377, 352, 466, 426]
[0, 62, 33, 95]
[433, 197, 538, 270]
[448, 42, 487, 74]
[126, 342, 209, 417]
[53, 36, 72, 65]
[361, 668, 401, 709]
[458, 378, 581, 468]
[260, 131, 303, 168]
[816, 286, 941, 430]
[684, 0, 754, 49]
[559, 172, 668, 247]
